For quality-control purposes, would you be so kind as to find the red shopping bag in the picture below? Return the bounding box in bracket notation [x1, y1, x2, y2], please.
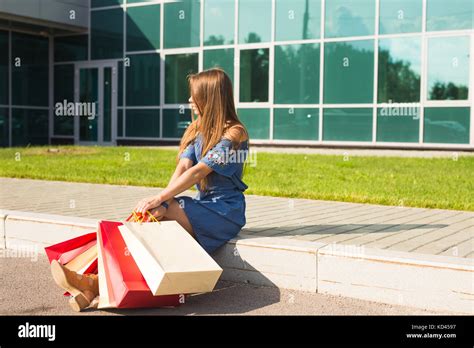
[45, 232, 97, 272]
[98, 220, 182, 309]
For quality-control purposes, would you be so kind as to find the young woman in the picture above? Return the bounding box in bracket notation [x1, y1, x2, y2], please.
[50, 68, 250, 311]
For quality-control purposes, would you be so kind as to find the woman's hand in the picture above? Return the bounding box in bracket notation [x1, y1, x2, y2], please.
[134, 195, 163, 215]
[148, 205, 167, 221]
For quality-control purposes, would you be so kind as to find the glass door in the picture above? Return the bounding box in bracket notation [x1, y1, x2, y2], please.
[74, 61, 117, 145]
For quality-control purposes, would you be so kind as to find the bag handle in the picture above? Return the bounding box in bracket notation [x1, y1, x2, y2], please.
[126, 210, 160, 224]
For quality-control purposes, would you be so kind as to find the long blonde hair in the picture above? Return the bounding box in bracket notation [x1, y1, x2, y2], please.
[177, 68, 249, 192]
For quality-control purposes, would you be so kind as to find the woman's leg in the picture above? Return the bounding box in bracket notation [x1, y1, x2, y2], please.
[151, 198, 195, 237]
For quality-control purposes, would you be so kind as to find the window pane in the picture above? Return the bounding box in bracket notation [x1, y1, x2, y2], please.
[165, 53, 198, 104]
[204, 48, 234, 82]
[126, 53, 160, 106]
[240, 48, 269, 102]
[424, 107, 470, 144]
[118, 109, 123, 137]
[377, 107, 419, 142]
[239, 0, 272, 43]
[325, 0, 375, 38]
[103, 67, 112, 142]
[0, 108, 8, 147]
[274, 43, 320, 104]
[163, 109, 193, 138]
[126, 109, 160, 138]
[427, 36, 470, 101]
[274, 108, 319, 140]
[128, 0, 155, 3]
[427, 0, 473, 31]
[79, 68, 98, 142]
[379, 0, 422, 34]
[378, 37, 421, 103]
[54, 65, 74, 136]
[126, 5, 160, 52]
[323, 108, 372, 141]
[275, 0, 321, 41]
[54, 35, 88, 62]
[204, 0, 235, 46]
[91, 9, 123, 60]
[12, 108, 49, 146]
[237, 108, 270, 139]
[324, 40, 374, 104]
[164, 0, 200, 49]
[118, 60, 123, 106]
[91, 0, 123, 8]
[0, 30, 8, 106]
[12, 33, 49, 107]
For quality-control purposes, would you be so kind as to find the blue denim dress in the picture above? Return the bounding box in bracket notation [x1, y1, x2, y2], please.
[175, 133, 249, 254]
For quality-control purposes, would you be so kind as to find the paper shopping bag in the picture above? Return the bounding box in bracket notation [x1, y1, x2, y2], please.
[97, 220, 182, 309]
[118, 221, 223, 296]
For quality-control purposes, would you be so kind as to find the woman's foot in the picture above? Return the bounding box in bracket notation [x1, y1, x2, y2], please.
[50, 260, 99, 312]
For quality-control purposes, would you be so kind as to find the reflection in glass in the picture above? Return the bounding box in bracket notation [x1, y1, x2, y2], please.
[0, 108, 8, 147]
[79, 68, 98, 142]
[204, 0, 234, 46]
[91, 0, 123, 7]
[165, 53, 199, 104]
[0, 31, 9, 106]
[91, 9, 123, 59]
[424, 107, 470, 144]
[54, 65, 74, 136]
[275, 0, 321, 41]
[103, 67, 112, 142]
[163, 109, 193, 138]
[323, 108, 373, 141]
[377, 107, 419, 143]
[237, 108, 270, 139]
[274, 108, 319, 140]
[54, 35, 88, 62]
[324, 40, 374, 104]
[274, 43, 320, 104]
[427, 36, 470, 101]
[427, 0, 473, 31]
[126, 109, 160, 138]
[378, 37, 421, 103]
[239, 0, 272, 43]
[204, 49, 234, 82]
[12, 33, 49, 107]
[126, 4, 160, 52]
[126, 53, 160, 106]
[240, 49, 269, 102]
[379, 0, 422, 34]
[164, 0, 200, 49]
[12, 108, 48, 146]
[325, 0, 375, 38]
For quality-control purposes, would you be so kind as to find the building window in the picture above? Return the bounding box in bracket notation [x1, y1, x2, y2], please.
[238, 0, 272, 44]
[323, 108, 373, 142]
[164, 0, 200, 49]
[238, 108, 270, 139]
[204, 0, 235, 46]
[427, 36, 470, 101]
[274, 108, 319, 141]
[274, 43, 320, 104]
[325, 0, 375, 38]
[126, 4, 160, 52]
[239, 48, 269, 103]
[324, 40, 374, 104]
[378, 37, 421, 103]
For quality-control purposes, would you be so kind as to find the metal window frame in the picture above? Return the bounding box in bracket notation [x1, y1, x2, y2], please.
[83, 0, 474, 149]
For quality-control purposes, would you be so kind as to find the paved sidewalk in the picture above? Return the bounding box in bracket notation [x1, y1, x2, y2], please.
[0, 177, 472, 259]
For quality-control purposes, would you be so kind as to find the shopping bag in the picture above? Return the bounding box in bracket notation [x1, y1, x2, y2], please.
[118, 220, 223, 296]
[45, 232, 97, 270]
[97, 220, 182, 309]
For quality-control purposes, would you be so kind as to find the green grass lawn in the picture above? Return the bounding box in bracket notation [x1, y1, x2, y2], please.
[0, 146, 472, 211]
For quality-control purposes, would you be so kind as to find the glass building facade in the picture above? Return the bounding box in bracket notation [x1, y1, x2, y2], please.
[0, 0, 473, 149]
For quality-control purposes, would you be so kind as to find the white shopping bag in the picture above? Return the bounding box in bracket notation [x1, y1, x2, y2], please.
[118, 221, 223, 296]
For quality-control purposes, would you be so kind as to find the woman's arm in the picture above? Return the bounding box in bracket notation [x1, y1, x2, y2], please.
[134, 162, 212, 214]
[167, 158, 194, 187]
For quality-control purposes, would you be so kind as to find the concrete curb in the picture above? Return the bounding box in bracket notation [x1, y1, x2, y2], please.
[1, 210, 472, 314]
